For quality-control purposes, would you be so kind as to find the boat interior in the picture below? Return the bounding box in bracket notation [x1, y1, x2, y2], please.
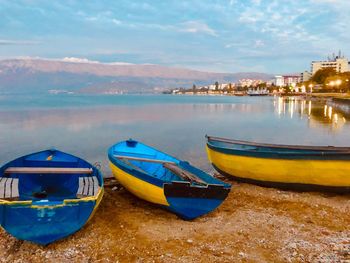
[111, 140, 226, 185]
[0, 150, 100, 203]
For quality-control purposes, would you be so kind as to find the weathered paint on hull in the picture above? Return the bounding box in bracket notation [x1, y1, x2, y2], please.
[109, 162, 169, 206]
[207, 146, 350, 191]
[0, 186, 103, 246]
[109, 161, 230, 219]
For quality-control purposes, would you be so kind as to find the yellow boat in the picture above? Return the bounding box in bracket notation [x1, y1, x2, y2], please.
[206, 135, 350, 193]
[108, 139, 231, 220]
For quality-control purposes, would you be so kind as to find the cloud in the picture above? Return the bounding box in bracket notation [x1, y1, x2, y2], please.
[112, 19, 121, 25]
[0, 39, 40, 45]
[79, 10, 123, 27]
[61, 57, 99, 63]
[178, 21, 217, 36]
[254, 40, 264, 48]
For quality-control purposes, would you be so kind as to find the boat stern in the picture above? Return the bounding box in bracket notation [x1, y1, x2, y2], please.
[163, 181, 230, 220]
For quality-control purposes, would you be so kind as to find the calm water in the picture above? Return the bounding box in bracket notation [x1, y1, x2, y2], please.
[1, 94, 350, 176]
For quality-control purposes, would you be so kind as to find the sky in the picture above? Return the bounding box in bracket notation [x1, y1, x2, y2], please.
[0, 0, 349, 74]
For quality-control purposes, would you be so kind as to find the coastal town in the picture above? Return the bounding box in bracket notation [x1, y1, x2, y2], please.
[1, 1, 350, 262]
[170, 51, 350, 96]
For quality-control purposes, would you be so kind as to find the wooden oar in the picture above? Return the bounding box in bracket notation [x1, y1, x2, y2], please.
[114, 155, 176, 165]
[114, 155, 207, 185]
[163, 163, 207, 185]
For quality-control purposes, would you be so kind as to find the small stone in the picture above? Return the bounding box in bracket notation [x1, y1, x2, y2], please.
[187, 239, 193, 243]
[289, 243, 297, 250]
[112, 186, 118, 191]
[238, 252, 246, 257]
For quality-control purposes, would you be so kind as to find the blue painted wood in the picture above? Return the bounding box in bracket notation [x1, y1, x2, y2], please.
[207, 136, 350, 160]
[108, 139, 231, 220]
[0, 149, 103, 245]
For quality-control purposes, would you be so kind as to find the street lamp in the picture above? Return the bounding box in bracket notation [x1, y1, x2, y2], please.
[308, 84, 313, 93]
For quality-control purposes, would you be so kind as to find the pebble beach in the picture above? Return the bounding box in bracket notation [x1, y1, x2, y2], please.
[1, 176, 349, 263]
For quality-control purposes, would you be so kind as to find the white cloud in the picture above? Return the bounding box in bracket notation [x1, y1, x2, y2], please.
[0, 39, 40, 45]
[238, 8, 264, 24]
[61, 57, 99, 63]
[112, 19, 121, 25]
[254, 40, 264, 48]
[61, 58, 136, 65]
[178, 21, 217, 36]
[229, 0, 236, 6]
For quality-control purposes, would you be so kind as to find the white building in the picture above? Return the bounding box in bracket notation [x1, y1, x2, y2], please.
[274, 75, 301, 87]
[311, 57, 349, 75]
[300, 71, 311, 82]
[274, 76, 284, 87]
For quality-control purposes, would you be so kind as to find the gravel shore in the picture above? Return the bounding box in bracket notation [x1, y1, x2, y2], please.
[0, 177, 349, 263]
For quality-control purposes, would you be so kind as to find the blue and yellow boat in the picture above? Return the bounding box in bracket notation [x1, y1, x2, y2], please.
[206, 135, 350, 193]
[0, 149, 104, 245]
[108, 140, 231, 220]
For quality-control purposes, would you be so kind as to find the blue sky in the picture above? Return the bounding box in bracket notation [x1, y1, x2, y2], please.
[0, 0, 349, 73]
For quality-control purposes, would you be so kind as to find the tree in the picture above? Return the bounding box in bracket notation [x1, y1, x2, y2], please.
[257, 82, 267, 89]
[311, 68, 337, 84]
[192, 84, 197, 93]
[214, 81, 219, 91]
[228, 83, 234, 93]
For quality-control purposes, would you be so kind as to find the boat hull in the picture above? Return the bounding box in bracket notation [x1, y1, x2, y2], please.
[109, 150, 230, 220]
[0, 197, 102, 245]
[206, 145, 350, 193]
[0, 150, 104, 245]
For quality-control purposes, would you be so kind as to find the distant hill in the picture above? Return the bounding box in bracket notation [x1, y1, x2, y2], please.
[0, 58, 273, 94]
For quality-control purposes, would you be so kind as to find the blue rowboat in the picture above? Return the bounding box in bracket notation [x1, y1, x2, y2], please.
[108, 140, 231, 220]
[0, 149, 104, 245]
[206, 135, 350, 193]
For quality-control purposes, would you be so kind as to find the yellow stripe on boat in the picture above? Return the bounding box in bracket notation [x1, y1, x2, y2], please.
[109, 162, 169, 206]
[86, 187, 104, 222]
[207, 146, 350, 187]
[0, 188, 104, 208]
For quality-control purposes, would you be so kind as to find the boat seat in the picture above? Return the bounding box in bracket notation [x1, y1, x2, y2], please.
[0, 177, 19, 199]
[77, 176, 100, 197]
[4, 167, 93, 174]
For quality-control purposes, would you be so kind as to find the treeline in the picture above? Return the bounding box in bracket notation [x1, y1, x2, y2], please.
[299, 68, 350, 92]
[169, 82, 276, 94]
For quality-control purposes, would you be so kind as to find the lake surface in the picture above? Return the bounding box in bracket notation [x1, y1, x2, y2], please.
[1, 94, 350, 176]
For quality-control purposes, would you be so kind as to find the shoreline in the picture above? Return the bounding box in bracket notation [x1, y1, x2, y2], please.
[0, 177, 349, 262]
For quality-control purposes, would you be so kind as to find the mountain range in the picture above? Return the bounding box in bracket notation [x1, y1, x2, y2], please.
[0, 58, 273, 94]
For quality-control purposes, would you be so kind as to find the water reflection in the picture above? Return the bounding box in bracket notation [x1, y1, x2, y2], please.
[274, 96, 348, 132]
[2, 95, 350, 176]
[0, 100, 267, 175]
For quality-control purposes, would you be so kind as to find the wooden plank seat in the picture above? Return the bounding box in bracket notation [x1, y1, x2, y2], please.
[77, 176, 100, 196]
[4, 167, 93, 174]
[0, 177, 19, 199]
